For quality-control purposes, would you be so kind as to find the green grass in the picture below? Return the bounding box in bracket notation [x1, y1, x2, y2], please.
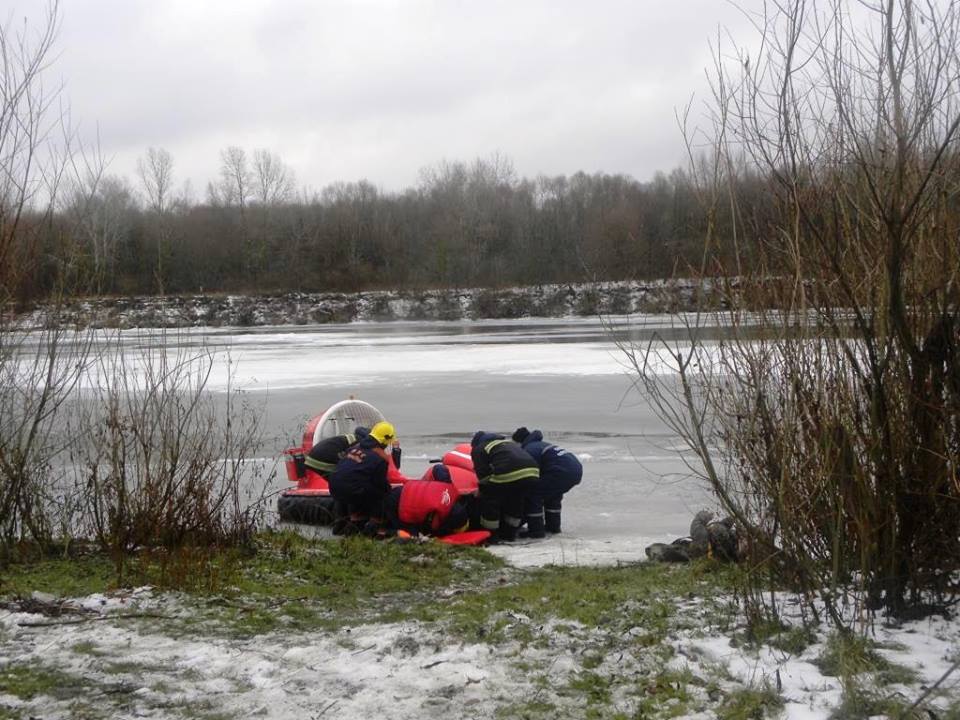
[0, 531, 505, 637]
[0, 555, 117, 598]
[0, 662, 129, 720]
[731, 617, 818, 655]
[815, 631, 919, 685]
[718, 686, 784, 719]
[633, 668, 696, 718]
[495, 698, 557, 720]
[70, 640, 103, 656]
[0, 534, 735, 641]
[828, 684, 925, 720]
[0, 662, 82, 701]
[813, 631, 927, 720]
[416, 559, 735, 645]
[0, 659, 248, 720]
[567, 669, 614, 705]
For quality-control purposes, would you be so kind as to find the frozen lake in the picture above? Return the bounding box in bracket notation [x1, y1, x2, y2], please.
[174, 316, 715, 549]
[27, 316, 715, 560]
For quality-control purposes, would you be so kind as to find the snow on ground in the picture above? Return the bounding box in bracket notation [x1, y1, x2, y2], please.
[674, 599, 960, 720]
[487, 533, 655, 568]
[2, 542, 958, 719]
[2, 610, 540, 719]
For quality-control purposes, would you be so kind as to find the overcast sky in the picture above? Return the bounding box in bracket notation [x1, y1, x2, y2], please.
[9, 0, 762, 197]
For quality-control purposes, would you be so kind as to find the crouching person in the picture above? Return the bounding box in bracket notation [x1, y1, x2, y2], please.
[471, 431, 539, 542]
[645, 510, 740, 563]
[305, 426, 370, 531]
[327, 421, 397, 536]
[512, 427, 583, 538]
[383, 465, 472, 538]
[305, 426, 369, 478]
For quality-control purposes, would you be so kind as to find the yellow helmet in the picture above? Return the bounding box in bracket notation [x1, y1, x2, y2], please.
[369, 421, 397, 447]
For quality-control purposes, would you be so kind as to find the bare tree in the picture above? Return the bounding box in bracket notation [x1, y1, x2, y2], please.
[137, 147, 173, 216]
[216, 145, 251, 213]
[0, 0, 64, 300]
[252, 148, 294, 206]
[65, 171, 135, 292]
[137, 146, 174, 289]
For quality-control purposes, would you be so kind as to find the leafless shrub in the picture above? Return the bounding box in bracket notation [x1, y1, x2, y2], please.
[0, 322, 95, 550]
[0, 1, 100, 554]
[626, 0, 960, 624]
[65, 329, 267, 579]
[0, 5, 269, 572]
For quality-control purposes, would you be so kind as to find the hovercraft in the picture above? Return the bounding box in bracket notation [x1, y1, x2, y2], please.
[278, 399, 478, 525]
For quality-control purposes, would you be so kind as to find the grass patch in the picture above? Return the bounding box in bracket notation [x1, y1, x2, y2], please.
[420, 559, 736, 644]
[635, 668, 695, 718]
[203, 532, 503, 636]
[0, 662, 84, 701]
[0, 531, 505, 637]
[70, 640, 104, 657]
[814, 632, 929, 720]
[567, 669, 614, 705]
[496, 698, 557, 720]
[0, 535, 736, 642]
[0, 659, 243, 720]
[102, 660, 150, 676]
[718, 686, 784, 719]
[815, 631, 919, 685]
[0, 555, 116, 599]
[829, 684, 925, 720]
[731, 617, 818, 655]
[0, 537, 755, 719]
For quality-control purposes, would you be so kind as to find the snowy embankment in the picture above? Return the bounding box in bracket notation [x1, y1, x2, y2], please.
[12, 279, 719, 330]
[2, 538, 958, 720]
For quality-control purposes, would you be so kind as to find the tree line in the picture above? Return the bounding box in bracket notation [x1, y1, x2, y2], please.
[7, 148, 740, 302]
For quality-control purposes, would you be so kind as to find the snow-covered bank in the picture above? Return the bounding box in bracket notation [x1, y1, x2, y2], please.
[11, 279, 720, 330]
[2, 543, 958, 720]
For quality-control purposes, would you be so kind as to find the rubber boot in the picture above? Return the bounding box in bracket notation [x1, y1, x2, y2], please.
[361, 518, 383, 538]
[545, 499, 562, 534]
[499, 514, 522, 542]
[331, 500, 350, 535]
[340, 513, 367, 537]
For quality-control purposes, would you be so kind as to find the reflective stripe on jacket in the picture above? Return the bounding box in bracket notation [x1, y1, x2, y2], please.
[305, 433, 357, 474]
[471, 436, 539, 485]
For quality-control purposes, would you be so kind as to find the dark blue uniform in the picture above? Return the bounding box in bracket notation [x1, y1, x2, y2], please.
[305, 429, 366, 477]
[471, 431, 539, 541]
[513, 428, 582, 536]
[327, 436, 390, 519]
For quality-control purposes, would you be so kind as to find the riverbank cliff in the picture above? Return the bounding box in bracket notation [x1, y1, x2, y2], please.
[11, 279, 720, 330]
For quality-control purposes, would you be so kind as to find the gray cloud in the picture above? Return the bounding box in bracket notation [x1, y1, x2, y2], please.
[15, 0, 763, 193]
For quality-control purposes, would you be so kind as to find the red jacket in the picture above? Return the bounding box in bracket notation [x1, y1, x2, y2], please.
[399, 479, 460, 532]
